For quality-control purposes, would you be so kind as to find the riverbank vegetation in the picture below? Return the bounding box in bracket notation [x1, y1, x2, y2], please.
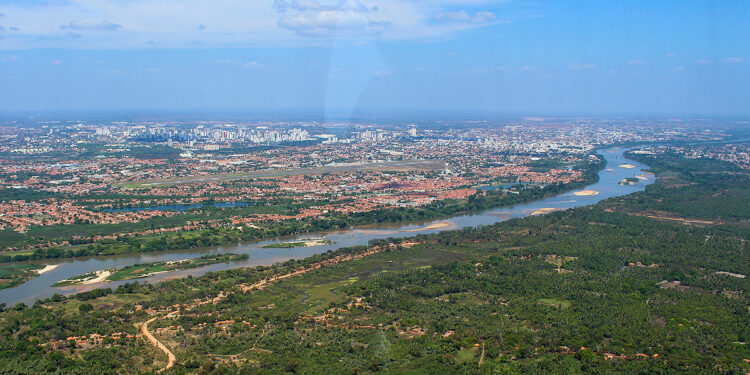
[0, 263, 44, 290]
[0, 151, 746, 373]
[261, 238, 334, 248]
[52, 254, 248, 287]
[0, 156, 605, 261]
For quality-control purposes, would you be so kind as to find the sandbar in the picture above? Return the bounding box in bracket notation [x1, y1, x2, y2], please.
[81, 270, 112, 285]
[573, 190, 599, 196]
[401, 221, 454, 232]
[531, 208, 560, 216]
[618, 164, 637, 169]
[35, 264, 58, 275]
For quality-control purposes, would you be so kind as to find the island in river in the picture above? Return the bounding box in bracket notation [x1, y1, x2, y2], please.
[262, 238, 335, 248]
[0, 147, 652, 307]
[53, 254, 248, 286]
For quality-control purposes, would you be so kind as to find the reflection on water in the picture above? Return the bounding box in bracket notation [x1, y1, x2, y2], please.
[0, 148, 652, 306]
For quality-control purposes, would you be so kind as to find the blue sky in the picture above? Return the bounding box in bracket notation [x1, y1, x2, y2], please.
[0, 0, 748, 117]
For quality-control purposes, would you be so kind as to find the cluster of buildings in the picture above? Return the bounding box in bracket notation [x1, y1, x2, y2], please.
[0, 199, 176, 232]
[636, 143, 750, 169]
[0, 117, 742, 238]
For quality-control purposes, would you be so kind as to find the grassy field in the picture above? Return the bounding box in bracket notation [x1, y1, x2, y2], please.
[1, 152, 747, 374]
[229, 245, 475, 317]
[537, 298, 572, 308]
[0, 263, 45, 290]
[60, 293, 153, 317]
[120, 159, 444, 187]
[54, 254, 248, 286]
[262, 239, 334, 248]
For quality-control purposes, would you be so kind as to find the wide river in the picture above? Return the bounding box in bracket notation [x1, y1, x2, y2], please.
[1, 147, 652, 306]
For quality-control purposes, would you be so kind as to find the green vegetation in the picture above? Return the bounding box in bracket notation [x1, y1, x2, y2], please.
[108, 253, 248, 281]
[524, 158, 567, 172]
[0, 151, 747, 373]
[262, 241, 306, 248]
[613, 151, 750, 220]
[53, 271, 100, 287]
[262, 238, 334, 248]
[619, 176, 640, 185]
[537, 298, 571, 308]
[1, 156, 605, 261]
[52, 254, 248, 286]
[0, 263, 45, 290]
[0, 188, 62, 202]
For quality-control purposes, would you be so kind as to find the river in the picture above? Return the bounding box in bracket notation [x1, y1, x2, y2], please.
[0, 147, 653, 306]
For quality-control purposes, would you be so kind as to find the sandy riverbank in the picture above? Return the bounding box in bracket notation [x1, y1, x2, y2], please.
[81, 270, 112, 285]
[401, 221, 454, 232]
[573, 190, 599, 196]
[531, 208, 560, 216]
[35, 264, 58, 275]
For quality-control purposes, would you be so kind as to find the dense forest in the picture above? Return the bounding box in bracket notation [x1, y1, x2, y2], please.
[0, 152, 747, 374]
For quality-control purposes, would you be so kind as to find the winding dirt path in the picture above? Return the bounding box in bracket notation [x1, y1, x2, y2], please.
[141, 317, 176, 373]
[136, 243, 398, 370]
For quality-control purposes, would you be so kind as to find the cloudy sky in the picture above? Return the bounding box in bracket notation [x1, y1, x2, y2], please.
[0, 0, 748, 117]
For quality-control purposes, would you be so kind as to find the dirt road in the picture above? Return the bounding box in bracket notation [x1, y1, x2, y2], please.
[141, 317, 176, 373]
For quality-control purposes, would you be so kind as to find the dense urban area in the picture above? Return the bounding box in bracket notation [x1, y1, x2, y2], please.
[0, 116, 748, 374]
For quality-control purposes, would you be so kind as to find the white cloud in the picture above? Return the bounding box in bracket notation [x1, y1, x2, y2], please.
[61, 18, 122, 31]
[217, 59, 265, 69]
[697, 59, 712, 64]
[278, 8, 387, 36]
[434, 10, 496, 23]
[568, 62, 595, 71]
[627, 60, 645, 66]
[243, 61, 265, 69]
[671, 66, 686, 72]
[374, 69, 392, 77]
[274, 0, 372, 13]
[724, 57, 743, 64]
[50, 59, 63, 65]
[0, 0, 511, 48]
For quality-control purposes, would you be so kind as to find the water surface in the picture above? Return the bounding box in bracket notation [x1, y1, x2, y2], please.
[0, 147, 652, 306]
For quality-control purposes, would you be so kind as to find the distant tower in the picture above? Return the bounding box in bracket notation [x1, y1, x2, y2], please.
[408, 126, 417, 137]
